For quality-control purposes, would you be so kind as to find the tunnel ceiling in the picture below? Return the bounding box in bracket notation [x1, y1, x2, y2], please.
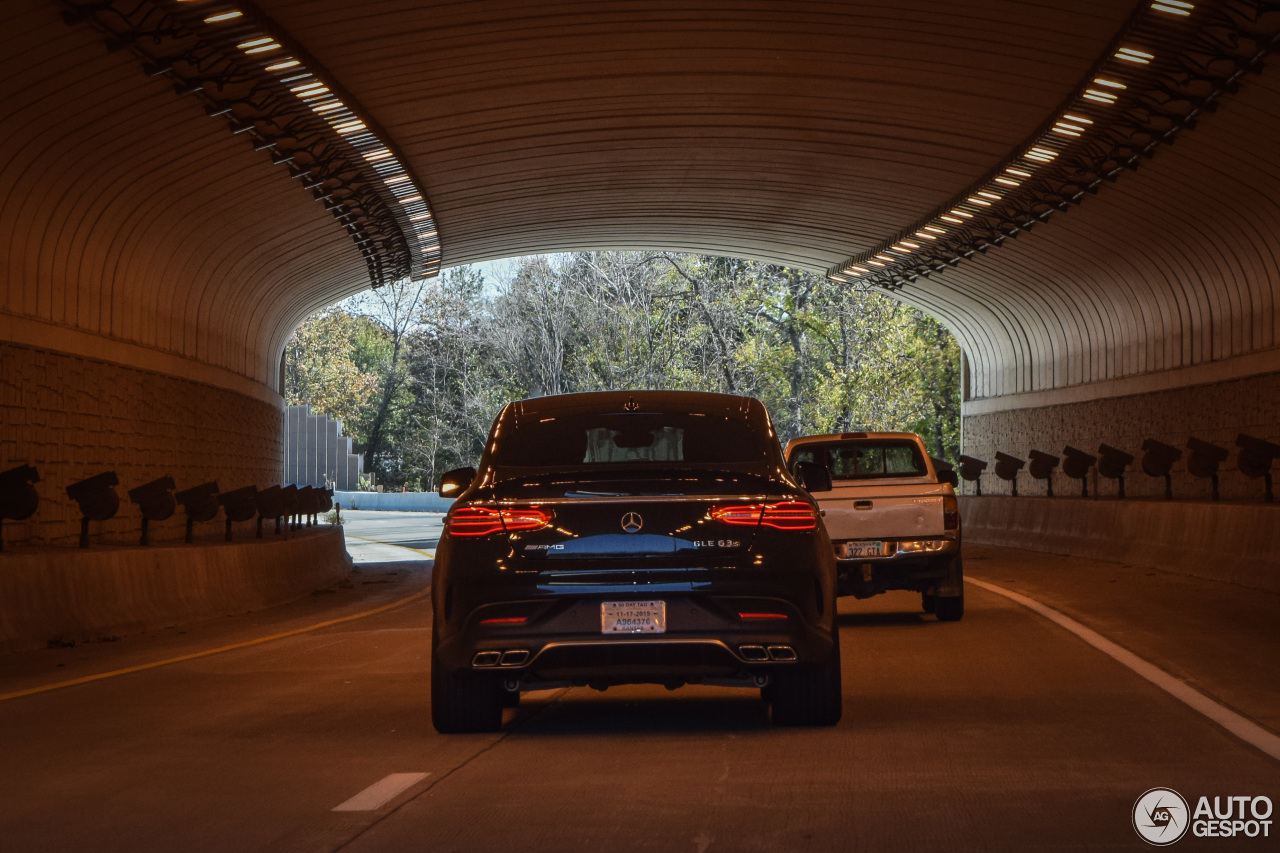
[2, 0, 1278, 399]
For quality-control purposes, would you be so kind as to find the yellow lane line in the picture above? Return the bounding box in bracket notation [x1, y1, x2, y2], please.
[344, 533, 436, 559]
[0, 586, 432, 703]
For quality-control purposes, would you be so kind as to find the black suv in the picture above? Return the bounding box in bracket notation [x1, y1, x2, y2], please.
[430, 390, 841, 732]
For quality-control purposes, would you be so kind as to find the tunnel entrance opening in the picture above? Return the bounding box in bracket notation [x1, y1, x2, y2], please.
[284, 252, 961, 493]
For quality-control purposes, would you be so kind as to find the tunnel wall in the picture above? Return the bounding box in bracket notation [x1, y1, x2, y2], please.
[959, 362, 1280, 502]
[0, 526, 351, 653]
[1, 341, 284, 547]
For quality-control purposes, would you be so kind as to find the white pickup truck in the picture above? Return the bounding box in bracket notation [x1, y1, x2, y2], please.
[784, 431, 964, 621]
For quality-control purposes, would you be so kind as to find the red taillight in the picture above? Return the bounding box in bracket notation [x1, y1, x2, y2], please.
[738, 612, 789, 620]
[943, 495, 959, 530]
[447, 505, 552, 537]
[710, 504, 764, 526]
[501, 506, 553, 532]
[479, 616, 529, 625]
[759, 500, 818, 530]
[710, 501, 817, 530]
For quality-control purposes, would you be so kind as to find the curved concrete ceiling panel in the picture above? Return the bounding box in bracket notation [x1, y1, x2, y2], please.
[2, 0, 1277, 406]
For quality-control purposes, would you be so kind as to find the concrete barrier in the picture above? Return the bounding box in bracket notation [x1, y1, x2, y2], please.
[960, 497, 1280, 593]
[0, 526, 351, 653]
[333, 490, 453, 512]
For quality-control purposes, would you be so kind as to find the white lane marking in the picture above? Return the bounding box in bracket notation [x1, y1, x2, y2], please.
[967, 577, 1280, 762]
[333, 772, 430, 812]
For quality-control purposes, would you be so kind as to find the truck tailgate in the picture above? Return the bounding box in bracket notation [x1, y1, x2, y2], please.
[817, 483, 948, 540]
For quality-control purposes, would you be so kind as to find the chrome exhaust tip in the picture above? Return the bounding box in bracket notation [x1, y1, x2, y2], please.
[739, 644, 769, 662]
[766, 645, 797, 661]
[499, 649, 529, 666]
[472, 651, 502, 667]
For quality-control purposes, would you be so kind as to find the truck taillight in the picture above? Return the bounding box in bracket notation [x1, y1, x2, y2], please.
[943, 495, 959, 530]
[710, 501, 818, 530]
[447, 505, 552, 537]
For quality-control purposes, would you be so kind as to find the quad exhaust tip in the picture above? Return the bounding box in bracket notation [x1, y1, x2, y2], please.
[766, 645, 797, 661]
[739, 644, 796, 662]
[473, 649, 530, 668]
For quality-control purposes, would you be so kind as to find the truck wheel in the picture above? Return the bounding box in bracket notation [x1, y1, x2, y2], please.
[935, 588, 964, 622]
[921, 593, 936, 613]
[431, 645, 504, 733]
[770, 640, 842, 727]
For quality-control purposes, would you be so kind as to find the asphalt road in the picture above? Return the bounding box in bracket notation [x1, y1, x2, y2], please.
[0, 513, 1276, 852]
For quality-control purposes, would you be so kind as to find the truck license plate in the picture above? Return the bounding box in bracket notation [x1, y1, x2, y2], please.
[839, 540, 886, 559]
[601, 601, 666, 634]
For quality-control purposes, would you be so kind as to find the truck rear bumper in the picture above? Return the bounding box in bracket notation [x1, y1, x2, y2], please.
[835, 544, 961, 599]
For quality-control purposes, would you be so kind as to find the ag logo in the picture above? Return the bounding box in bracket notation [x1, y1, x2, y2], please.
[620, 511, 643, 533]
[1134, 788, 1190, 846]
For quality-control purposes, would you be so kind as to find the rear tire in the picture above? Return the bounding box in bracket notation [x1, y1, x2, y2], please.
[921, 593, 936, 614]
[935, 588, 964, 622]
[770, 638, 842, 727]
[431, 644, 504, 733]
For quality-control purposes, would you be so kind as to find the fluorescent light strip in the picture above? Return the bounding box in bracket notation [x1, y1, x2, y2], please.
[1052, 127, 1082, 137]
[994, 177, 1020, 187]
[1063, 114, 1093, 124]
[204, 11, 243, 23]
[238, 37, 274, 49]
[976, 191, 1001, 201]
[1006, 167, 1032, 177]
[1083, 91, 1118, 104]
[940, 215, 964, 224]
[1094, 78, 1127, 89]
[246, 44, 281, 54]
[1117, 48, 1154, 64]
[913, 231, 937, 240]
[265, 60, 300, 72]
[866, 260, 886, 267]
[967, 197, 992, 206]
[1152, 1, 1192, 13]
[949, 209, 974, 219]
[923, 226, 947, 234]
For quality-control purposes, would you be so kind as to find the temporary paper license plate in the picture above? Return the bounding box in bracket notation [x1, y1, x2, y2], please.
[838, 540, 887, 559]
[601, 600, 666, 634]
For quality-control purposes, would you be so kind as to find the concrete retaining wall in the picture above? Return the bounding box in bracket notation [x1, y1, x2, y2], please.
[334, 491, 452, 512]
[960, 497, 1280, 593]
[0, 526, 351, 653]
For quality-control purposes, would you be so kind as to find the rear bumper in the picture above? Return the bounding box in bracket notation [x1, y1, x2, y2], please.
[835, 543, 961, 598]
[435, 592, 837, 688]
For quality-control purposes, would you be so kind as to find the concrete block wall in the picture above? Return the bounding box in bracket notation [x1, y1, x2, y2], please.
[961, 370, 1280, 502]
[0, 342, 283, 547]
[282, 404, 365, 489]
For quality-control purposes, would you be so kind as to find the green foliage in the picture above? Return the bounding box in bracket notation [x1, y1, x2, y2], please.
[284, 252, 963, 488]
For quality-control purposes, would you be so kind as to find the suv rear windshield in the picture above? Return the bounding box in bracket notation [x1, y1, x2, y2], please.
[791, 440, 927, 479]
[492, 411, 770, 469]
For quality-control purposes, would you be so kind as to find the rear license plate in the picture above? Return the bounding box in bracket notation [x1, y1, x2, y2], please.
[838, 540, 887, 559]
[601, 600, 666, 634]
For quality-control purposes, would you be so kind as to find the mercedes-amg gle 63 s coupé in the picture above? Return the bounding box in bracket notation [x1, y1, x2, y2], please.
[430, 390, 842, 733]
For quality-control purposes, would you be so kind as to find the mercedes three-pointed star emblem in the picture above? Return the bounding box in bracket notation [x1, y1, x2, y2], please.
[620, 511, 644, 533]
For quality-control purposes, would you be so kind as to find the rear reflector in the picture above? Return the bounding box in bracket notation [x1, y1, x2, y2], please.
[738, 612, 789, 620]
[711, 501, 818, 530]
[479, 616, 529, 625]
[447, 505, 552, 536]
